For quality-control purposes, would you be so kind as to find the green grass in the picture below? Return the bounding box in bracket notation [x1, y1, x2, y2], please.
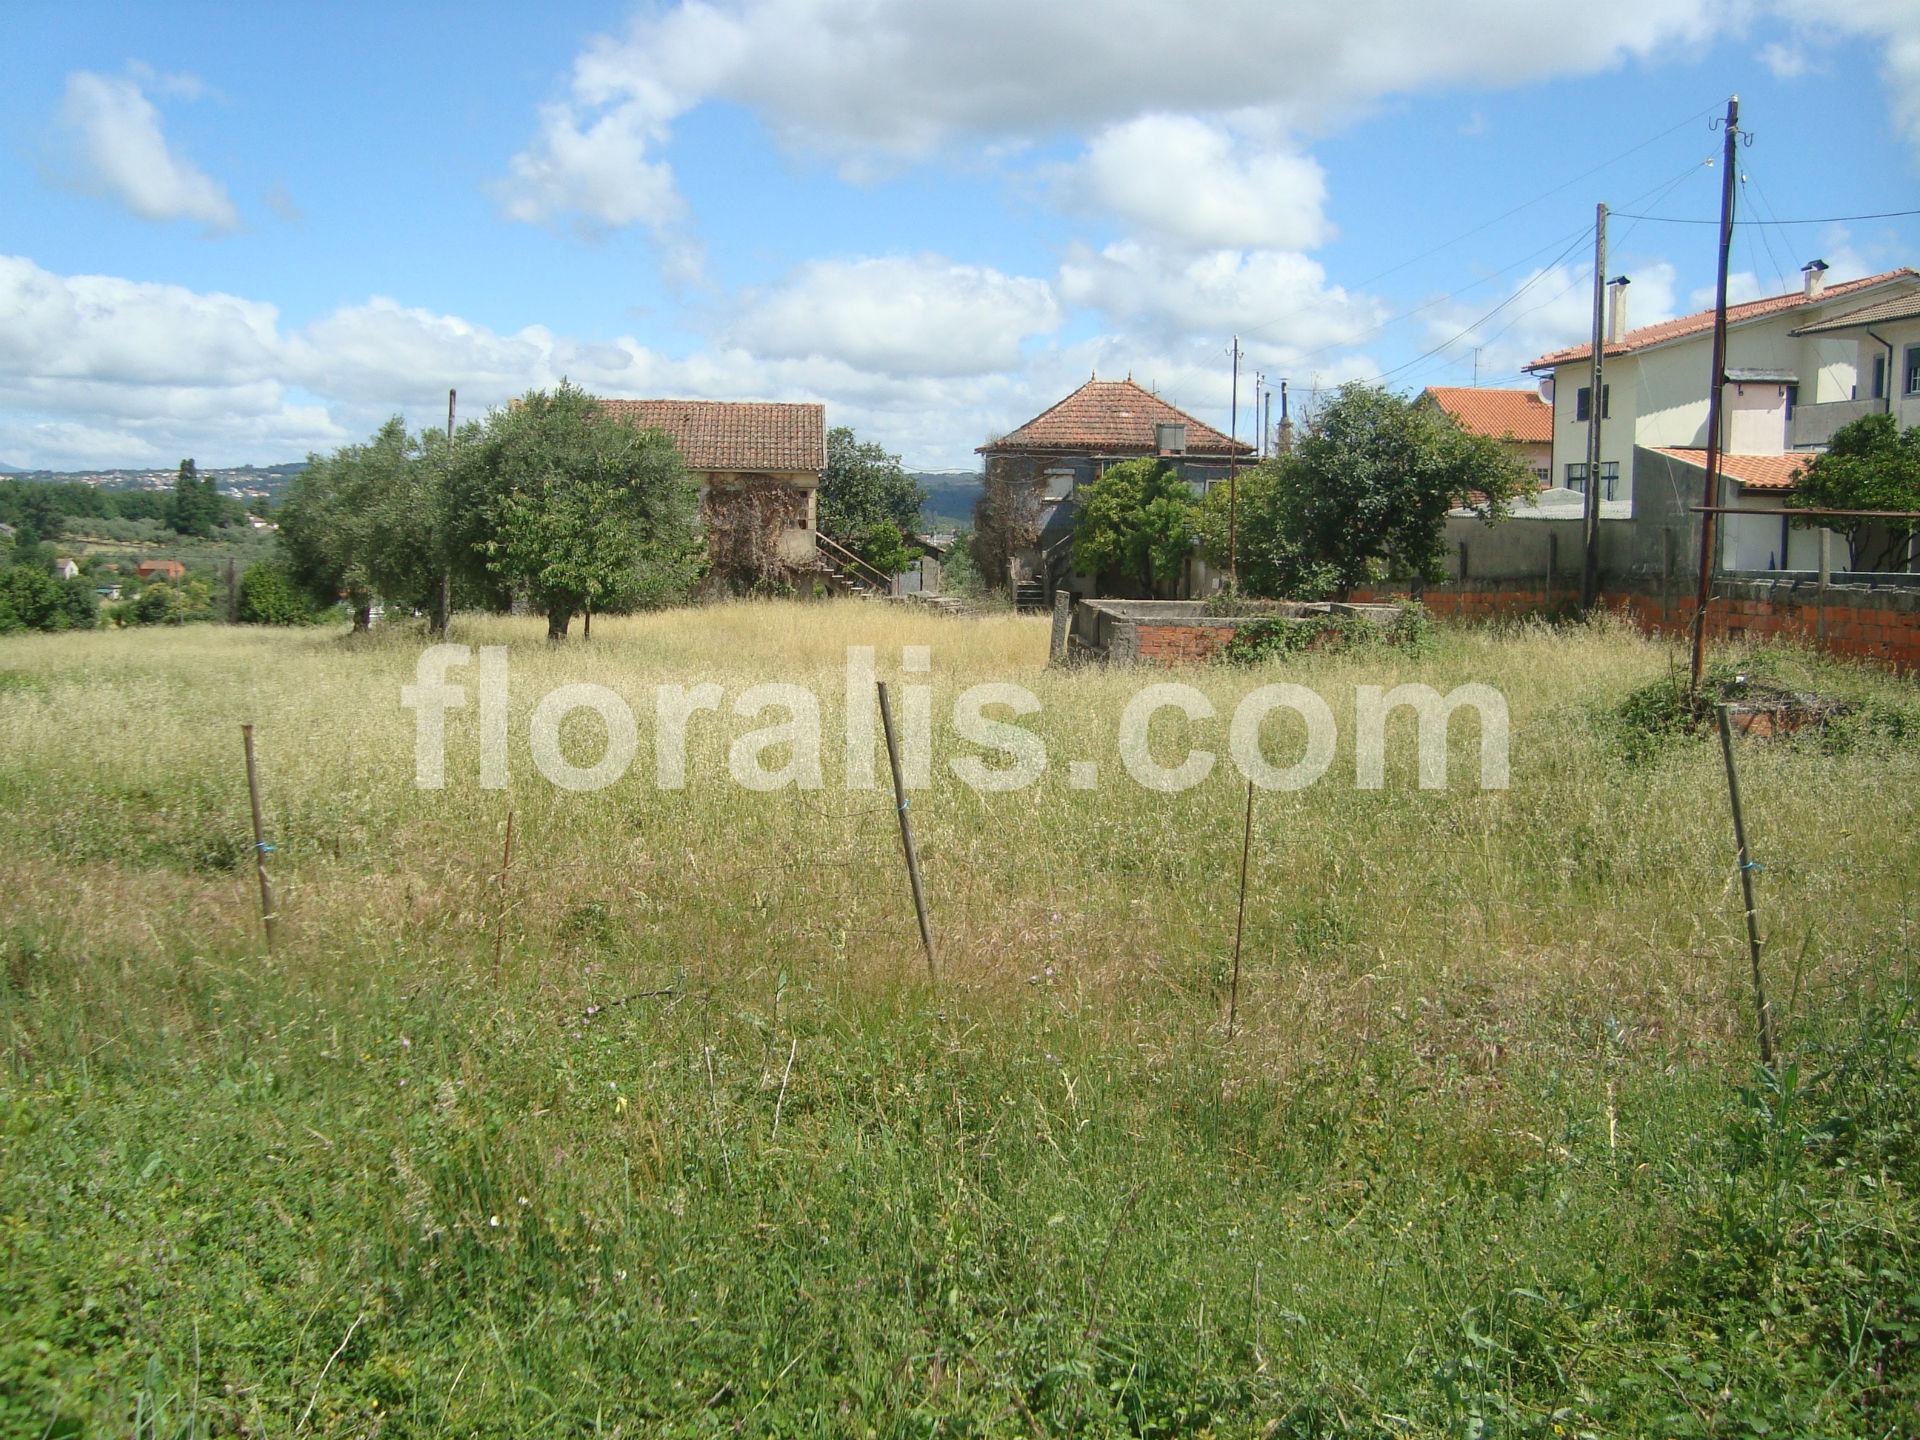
[2, 604, 1918, 1436]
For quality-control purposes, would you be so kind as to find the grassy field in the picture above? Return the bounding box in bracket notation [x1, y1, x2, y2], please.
[2, 603, 1917, 1437]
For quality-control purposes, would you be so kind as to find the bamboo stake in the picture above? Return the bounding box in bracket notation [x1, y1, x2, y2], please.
[1227, 778, 1254, 1038]
[876, 681, 936, 979]
[241, 723, 277, 953]
[492, 810, 515, 976]
[1715, 705, 1776, 1066]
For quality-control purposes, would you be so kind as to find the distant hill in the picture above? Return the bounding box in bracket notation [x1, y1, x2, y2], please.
[0, 461, 307, 499]
[913, 471, 982, 531]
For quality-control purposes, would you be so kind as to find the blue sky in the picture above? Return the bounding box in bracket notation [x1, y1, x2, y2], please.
[2, 0, 1916, 471]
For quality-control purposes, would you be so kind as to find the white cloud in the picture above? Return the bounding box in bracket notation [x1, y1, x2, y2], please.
[494, 100, 685, 236]
[728, 256, 1060, 376]
[1422, 260, 1678, 381]
[499, 0, 1747, 235]
[1058, 116, 1331, 252]
[1758, 41, 1809, 78]
[1059, 241, 1382, 357]
[58, 70, 238, 230]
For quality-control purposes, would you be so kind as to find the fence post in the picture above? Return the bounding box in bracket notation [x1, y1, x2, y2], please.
[241, 724, 277, 953]
[1817, 528, 1831, 647]
[1050, 589, 1072, 665]
[876, 681, 936, 979]
[1716, 705, 1777, 1066]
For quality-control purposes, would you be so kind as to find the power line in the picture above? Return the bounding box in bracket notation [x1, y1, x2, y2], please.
[1372, 223, 1598, 385]
[1241, 102, 1721, 339]
[1610, 206, 1920, 225]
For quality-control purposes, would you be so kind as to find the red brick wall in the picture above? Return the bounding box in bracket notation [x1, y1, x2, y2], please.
[1348, 584, 1920, 672]
[1132, 623, 1234, 662]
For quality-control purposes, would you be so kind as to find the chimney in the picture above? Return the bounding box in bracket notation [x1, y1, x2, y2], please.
[1802, 258, 1829, 300]
[1606, 275, 1631, 342]
[1155, 422, 1187, 455]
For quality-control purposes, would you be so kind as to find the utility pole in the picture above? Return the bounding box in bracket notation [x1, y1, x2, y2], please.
[1690, 95, 1741, 691]
[1252, 372, 1265, 458]
[436, 387, 456, 640]
[1227, 335, 1241, 583]
[1580, 203, 1607, 609]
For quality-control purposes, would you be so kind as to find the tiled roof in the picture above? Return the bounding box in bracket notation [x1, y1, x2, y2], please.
[1420, 386, 1553, 443]
[1648, 447, 1809, 491]
[596, 398, 825, 474]
[1527, 268, 1920, 370]
[1789, 289, 1920, 335]
[979, 379, 1253, 457]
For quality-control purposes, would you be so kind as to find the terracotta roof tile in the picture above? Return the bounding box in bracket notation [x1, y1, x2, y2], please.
[1420, 386, 1553, 443]
[979, 379, 1253, 456]
[1527, 268, 1920, 370]
[596, 398, 825, 473]
[1648, 447, 1809, 491]
[1789, 289, 1920, 335]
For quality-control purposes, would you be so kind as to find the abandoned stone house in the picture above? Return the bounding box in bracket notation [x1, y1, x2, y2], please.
[595, 397, 826, 582]
[976, 377, 1253, 606]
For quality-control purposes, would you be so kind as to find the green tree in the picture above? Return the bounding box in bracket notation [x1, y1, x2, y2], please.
[0, 566, 67, 633]
[856, 520, 922, 578]
[1071, 458, 1197, 598]
[1201, 383, 1533, 599]
[116, 577, 214, 627]
[237, 561, 317, 625]
[278, 421, 432, 630]
[475, 383, 704, 640]
[1787, 412, 1920, 571]
[57, 576, 99, 630]
[819, 426, 924, 552]
[168, 458, 221, 538]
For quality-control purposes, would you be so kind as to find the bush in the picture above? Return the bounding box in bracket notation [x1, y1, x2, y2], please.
[113, 578, 214, 627]
[237, 561, 317, 625]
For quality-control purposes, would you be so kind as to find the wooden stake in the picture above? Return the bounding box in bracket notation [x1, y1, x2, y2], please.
[876, 681, 936, 979]
[241, 723, 277, 953]
[492, 810, 515, 975]
[1228, 778, 1254, 1038]
[1715, 705, 1776, 1066]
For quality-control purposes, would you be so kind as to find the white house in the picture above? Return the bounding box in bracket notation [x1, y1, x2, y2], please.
[1526, 262, 1920, 571]
[53, 558, 79, 580]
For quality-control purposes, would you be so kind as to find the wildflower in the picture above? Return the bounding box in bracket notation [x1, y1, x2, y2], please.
[489, 1215, 500, 1228]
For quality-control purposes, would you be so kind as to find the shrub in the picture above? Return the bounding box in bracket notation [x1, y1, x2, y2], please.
[237, 561, 317, 625]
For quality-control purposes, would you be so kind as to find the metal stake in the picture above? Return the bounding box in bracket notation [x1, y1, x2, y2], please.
[876, 681, 936, 979]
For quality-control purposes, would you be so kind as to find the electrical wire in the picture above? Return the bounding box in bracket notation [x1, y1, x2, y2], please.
[1240, 102, 1722, 339]
[1610, 207, 1920, 224]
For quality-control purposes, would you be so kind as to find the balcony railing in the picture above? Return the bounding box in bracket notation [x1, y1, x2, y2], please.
[1789, 397, 1880, 449]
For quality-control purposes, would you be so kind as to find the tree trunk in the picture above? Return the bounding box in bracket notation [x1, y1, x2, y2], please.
[547, 608, 572, 642]
[582, 604, 592, 641]
[429, 570, 450, 638]
[352, 601, 372, 633]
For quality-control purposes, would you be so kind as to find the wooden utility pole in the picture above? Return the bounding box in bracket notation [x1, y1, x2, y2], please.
[1581, 203, 1607, 610]
[1690, 96, 1741, 691]
[1227, 335, 1241, 583]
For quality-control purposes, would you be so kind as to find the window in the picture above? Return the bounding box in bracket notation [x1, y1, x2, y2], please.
[1573, 384, 1611, 422]
[1565, 462, 1619, 500]
[1872, 354, 1887, 400]
[1784, 382, 1798, 421]
[1906, 346, 1920, 397]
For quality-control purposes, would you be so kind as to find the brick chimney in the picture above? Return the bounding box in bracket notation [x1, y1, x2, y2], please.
[1802, 258, 1829, 300]
[1606, 275, 1631, 343]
